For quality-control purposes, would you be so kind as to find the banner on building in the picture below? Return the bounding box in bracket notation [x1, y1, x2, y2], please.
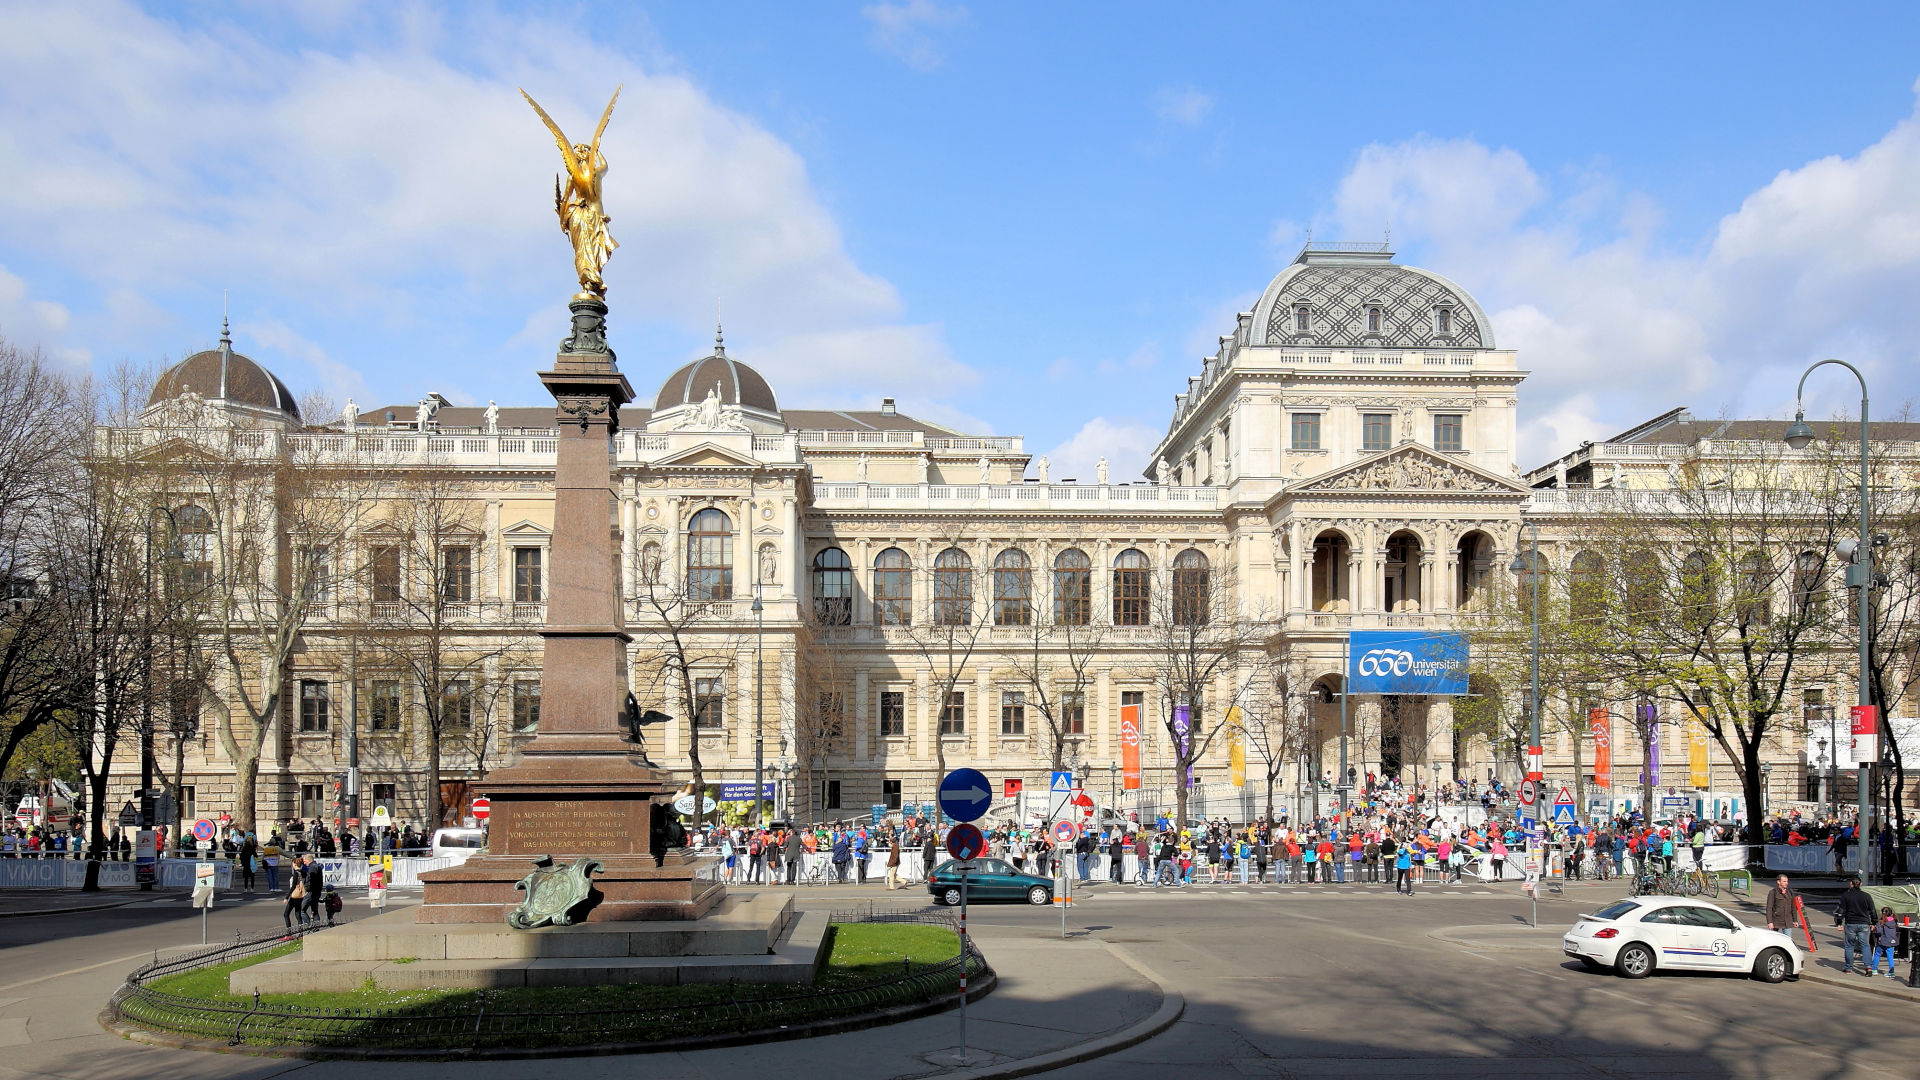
[1346, 631, 1469, 695]
[1173, 703, 1195, 789]
[1688, 717, 1711, 789]
[1226, 711, 1245, 788]
[1589, 707, 1611, 789]
[1119, 702, 1142, 790]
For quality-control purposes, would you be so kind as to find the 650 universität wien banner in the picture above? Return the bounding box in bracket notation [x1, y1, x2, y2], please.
[1346, 631, 1469, 695]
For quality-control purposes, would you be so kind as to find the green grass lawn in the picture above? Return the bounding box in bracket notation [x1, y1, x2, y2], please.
[130, 922, 969, 1048]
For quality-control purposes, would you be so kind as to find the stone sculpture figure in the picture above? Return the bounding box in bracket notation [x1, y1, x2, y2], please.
[759, 543, 778, 585]
[484, 400, 499, 434]
[977, 456, 992, 484]
[521, 86, 622, 299]
[855, 453, 869, 482]
[342, 398, 358, 431]
[1096, 457, 1109, 484]
[1036, 456, 1050, 483]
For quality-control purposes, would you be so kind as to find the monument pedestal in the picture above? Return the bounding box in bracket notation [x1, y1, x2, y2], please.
[418, 297, 724, 926]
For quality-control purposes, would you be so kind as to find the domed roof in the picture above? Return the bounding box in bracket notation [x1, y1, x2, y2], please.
[652, 336, 779, 415]
[1250, 244, 1493, 350]
[147, 325, 301, 420]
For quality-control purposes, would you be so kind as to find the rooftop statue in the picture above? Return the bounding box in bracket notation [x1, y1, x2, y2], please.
[521, 86, 622, 300]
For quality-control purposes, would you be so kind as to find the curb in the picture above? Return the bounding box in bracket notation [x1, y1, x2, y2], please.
[101, 968, 1000, 1060]
[1795, 966, 1920, 1004]
[933, 942, 1184, 1080]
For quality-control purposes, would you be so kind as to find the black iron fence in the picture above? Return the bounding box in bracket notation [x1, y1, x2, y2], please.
[108, 914, 985, 1053]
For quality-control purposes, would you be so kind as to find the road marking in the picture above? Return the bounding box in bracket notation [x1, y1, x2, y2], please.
[0, 951, 153, 993]
[1515, 966, 1566, 981]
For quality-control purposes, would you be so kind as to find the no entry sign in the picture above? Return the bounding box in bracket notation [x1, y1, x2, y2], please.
[471, 797, 491, 821]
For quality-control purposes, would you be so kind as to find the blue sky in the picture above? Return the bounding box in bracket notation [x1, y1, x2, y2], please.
[6, 2, 1920, 477]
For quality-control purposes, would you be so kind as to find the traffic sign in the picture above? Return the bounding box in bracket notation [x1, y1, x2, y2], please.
[946, 822, 985, 861]
[371, 805, 392, 828]
[1050, 771, 1073, 794]
[191, 818, 216, 843]
[1517, 781, 1537, 807]
[470, 797, 491, 821]
[938, 768, 992, 823]
[1050, 819, 1081, 846]
[1551, 802, 1578, 825]
[117, 801, 137, 827]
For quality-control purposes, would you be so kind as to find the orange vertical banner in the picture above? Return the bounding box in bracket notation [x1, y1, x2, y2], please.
[1589, 707, 1612, 789]
[1120, 702, 1142, 790]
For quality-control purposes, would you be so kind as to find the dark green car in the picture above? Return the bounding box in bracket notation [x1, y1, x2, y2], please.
[927, 858, 1055, 906]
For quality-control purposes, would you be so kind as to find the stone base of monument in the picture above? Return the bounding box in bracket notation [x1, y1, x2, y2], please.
[231, 893, 824, 994]
[415, 849, 725, 924]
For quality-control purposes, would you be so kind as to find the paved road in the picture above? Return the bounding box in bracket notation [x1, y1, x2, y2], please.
[1, 878, 1915, 1079]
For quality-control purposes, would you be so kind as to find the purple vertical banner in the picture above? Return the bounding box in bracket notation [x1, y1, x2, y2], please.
[1173, 704, 1194, 789]
[1640, 701, 1660, 788]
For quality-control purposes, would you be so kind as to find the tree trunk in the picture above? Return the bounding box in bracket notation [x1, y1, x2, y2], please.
[427, 731, 444, 833]
[83, 767, 110, 890]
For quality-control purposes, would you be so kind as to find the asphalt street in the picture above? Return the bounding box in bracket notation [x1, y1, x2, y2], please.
[0, 877, 1915, 1080]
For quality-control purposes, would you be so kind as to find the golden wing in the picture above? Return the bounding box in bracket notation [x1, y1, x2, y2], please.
[519, 88, 587, 187]
[591, 84, 622, 153]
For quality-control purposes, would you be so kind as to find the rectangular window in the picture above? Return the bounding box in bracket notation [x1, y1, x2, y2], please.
[879, 691, 906, 737]
[298, 783, 325, 820]
[883, 779, 902, 810]
[1362, 413, 1393, 452]
[694, 676, 726, 729]
[369, 679, 401, 732]
[1001, 691, 1026, 736]
[301, 547, 331, 603]
[514, 547, 544, 603]
[512, 679, 541, 731]
[1433, 413, 1464, 453]
[1122, 690, 1145, 715]
[441, 546, 472, 603]
[372, 783, 396, 816]
[1061, 690, 1086, 735]
[815, 692, 845, 740]
[820, 778, 842, 810]
[1290, 413, 1321, 451]
[940, 691, 966, 736]
[178, 785, 196, 824]
[298, 679, 329, 733]
[441, 679, 472, 729]
[370, 545, 401, 603]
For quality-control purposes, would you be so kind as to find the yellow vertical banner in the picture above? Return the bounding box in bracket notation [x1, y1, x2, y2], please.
[1227, 708, 1246, 787]
[1688, 718, 1710, 789]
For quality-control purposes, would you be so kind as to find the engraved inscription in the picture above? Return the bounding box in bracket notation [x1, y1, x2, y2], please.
[508, 804, 643, 855]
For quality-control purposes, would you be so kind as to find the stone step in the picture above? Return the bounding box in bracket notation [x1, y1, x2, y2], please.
[303, 892, 794, 962]
[232, 909, 830, 993]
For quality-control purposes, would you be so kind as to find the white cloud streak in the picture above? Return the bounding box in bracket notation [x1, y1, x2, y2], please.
[1151, 85, 1213, 127]
[861, 1, 967, 71]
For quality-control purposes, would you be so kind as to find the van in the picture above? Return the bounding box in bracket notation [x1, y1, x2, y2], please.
[429, 827, 487, 864]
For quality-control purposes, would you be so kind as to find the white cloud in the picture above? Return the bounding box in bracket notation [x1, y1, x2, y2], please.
[862, 1, 967, 71]
[0, 265, 88, 368]
[1323, 108, 1920, 463]
[1044, 416, 1161, 484]
[1151, 85, 1212, 127]
[0, 2, 969, 406]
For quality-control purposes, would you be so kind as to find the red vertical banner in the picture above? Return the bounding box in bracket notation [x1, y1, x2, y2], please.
[1589, 707, 1611, 789]
[1120, 703, 1142, 790]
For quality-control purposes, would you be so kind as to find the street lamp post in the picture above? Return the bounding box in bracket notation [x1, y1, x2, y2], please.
[1509, 522, 1544, 832]
[1815, 737, 1829, 818]
[1783, 360, 1874, 875]
[752, 587, 765, 827]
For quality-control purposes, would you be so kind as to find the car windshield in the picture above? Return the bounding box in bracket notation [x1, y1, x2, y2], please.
[1592, 900, 1641, 921]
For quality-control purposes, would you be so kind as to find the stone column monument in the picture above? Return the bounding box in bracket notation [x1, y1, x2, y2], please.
[417, 89, 723, 924]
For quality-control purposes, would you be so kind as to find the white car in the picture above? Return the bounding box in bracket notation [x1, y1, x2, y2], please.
[429, 827, 487, 864]
[1564, 896, 1802, 983]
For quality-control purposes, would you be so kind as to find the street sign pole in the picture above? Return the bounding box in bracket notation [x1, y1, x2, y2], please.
[959, 861, 969, 1062]
[936, 767, 990, 1068]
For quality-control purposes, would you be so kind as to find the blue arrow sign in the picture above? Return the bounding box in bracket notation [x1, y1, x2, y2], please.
[938, 768, 992, 823]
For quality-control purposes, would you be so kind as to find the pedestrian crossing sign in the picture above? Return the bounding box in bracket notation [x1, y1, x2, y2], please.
[1051, 771, 1073, 794]
[1552, 802, 1578, 825]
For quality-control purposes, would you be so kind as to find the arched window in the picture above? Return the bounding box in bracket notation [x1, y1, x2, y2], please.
[1113, 549, 1150, 626]
[1792, 551, 1825, 620]
[1172, 548, 1210, 626]
[1738, 551, 1773, 627]
[811, 548, 852, 625]
[933, 548, 973, 626]
[1569, 551, 1604, 624]
[685, 508, 732, 602]
[992, 549, 1031, 626]
[873, 548, 912, 626]
[1053, 548, 1091, 626]
[1680, 550, 1715, 623]
[1621, 548, 1660, 622]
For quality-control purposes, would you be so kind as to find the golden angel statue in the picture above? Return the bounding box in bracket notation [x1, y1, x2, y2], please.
[520, 86, 622, 299]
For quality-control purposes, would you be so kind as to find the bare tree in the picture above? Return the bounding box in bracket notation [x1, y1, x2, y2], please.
[1135, 554, 1272, 828]
[339, 473, 532, 831]
[790, 613, 852, 822]
[897, 525, 996, 783]
[1003, 586, 1108, 775]
[1237, 652, 1310, 824]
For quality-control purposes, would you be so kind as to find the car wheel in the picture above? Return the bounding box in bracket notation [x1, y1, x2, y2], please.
[1615, 942, 1655, 979]
[1027, 885, 1051, 905]
[1753, 947, 1790, 984]
[941, 887, 962, 906]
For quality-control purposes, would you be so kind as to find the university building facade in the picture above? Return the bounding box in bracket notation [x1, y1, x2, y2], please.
[108, 243, 1825, 830]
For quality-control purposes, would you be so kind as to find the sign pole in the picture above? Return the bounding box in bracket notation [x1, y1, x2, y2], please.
[958, 863, 969, 1062]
